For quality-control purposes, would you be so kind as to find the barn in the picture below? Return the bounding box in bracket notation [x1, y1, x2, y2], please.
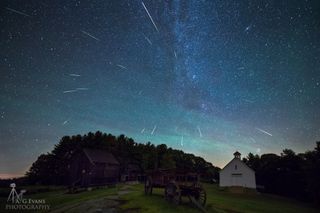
[69, 148, 120, 187]
[120, 162, 144, 182]
[219, 151, 256, 189]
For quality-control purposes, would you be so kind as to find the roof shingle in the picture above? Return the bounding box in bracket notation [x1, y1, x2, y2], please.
[83, 148, 119, 165]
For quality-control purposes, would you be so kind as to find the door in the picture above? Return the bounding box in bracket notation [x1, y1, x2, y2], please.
[231, 173, 242, 186]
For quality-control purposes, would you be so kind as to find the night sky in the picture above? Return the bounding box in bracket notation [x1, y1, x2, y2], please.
[1, 0, 320, 178]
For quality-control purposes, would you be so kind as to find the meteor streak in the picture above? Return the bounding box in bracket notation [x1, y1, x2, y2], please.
[76, 88, 89, 91]
[117, 64, 127, 70]
[6, 7, 30, 17]
[81, 30, 100, 41]
[141, 1, 159, 32]
[256, 128, 273, 136]
[69, 74, 81, 77]
[151, 125, 157, 135]
[197, 126, 203, 137]
[63, 90, 77, 93]
[143, 34, 152, 45]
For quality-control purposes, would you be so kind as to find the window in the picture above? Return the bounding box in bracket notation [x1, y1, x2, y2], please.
[235, 165, 237, 170]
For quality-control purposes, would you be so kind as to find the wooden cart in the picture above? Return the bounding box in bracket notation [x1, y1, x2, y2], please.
[144, 169, 206, 207]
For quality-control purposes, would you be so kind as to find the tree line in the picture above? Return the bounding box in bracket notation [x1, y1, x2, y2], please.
[16, 131, 320, 205]
[242, 142, 320, 204]
[25, 131, 220, 185]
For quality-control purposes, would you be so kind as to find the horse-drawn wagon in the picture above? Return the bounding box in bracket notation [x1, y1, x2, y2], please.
[144, 169, 206, 207]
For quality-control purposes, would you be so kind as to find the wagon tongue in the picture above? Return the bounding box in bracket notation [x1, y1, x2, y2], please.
[189, 196, 208, 213]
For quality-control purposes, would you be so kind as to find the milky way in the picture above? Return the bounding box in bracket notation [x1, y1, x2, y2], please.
[1, 0, 320, 177]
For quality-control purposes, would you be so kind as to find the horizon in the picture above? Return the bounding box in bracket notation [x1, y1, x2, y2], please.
[1, 1, 319, 179]
[0, 130, 317, 180]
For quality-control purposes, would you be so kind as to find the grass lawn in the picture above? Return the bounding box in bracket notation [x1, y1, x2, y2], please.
[0, 185, 119, 212]
[30, 186, 118, 210]
[0, 184, 318, 212]
[120, 184, 318, 213]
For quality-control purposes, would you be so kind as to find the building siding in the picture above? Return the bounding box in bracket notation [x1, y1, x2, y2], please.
[219, 158, 256, 189]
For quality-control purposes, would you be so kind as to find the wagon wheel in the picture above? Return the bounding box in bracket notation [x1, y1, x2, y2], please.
[194, 187, 206, 206]
[144, 176, 153, 195]
[165, 181, 181, 205]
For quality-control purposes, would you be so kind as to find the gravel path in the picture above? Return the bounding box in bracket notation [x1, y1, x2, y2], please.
[50, 187, 134, 213]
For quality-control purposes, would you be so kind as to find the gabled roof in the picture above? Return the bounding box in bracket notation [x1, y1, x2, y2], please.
[220, 157, 255, 173]
[83, 148, 119, 165]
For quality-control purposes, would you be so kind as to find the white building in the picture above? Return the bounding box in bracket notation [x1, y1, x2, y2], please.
[219, 151, 256, 189]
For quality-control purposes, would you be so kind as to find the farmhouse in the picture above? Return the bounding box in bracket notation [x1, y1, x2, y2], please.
[69, 148, 120, 187]
[219, 151, 256, 189]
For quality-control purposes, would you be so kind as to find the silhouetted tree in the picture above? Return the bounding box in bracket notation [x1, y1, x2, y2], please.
[243, 143, 320, 204]
[26, 131, 218, 186]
